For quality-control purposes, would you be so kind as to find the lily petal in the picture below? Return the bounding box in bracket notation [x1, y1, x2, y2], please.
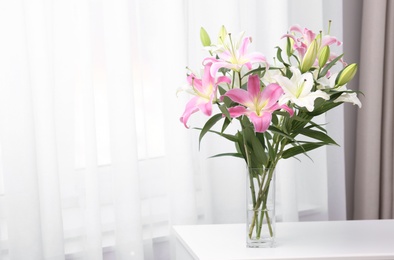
[197, 98, 213, 116]
[187, 73, 202, 91]
[274, 75, 298, 97]
[334, 92, 362, 107]
[247, 75, 261, 99]
[245, 52, 267, 64]
[281, 33, 297, 42]
[217, 76, 232, 85]
[223, 88, 252, 107]
[303, 28, 316, 45]
[249, 112, 272, 133]
[322, 35, 342, 47]
[297, 91, 330, 111]
[239, 37, 251, 57]
[210, 61, 237, 77]
[278, 104, 294, 117]
[299, 73, 314, 97]
[180, 97, 199, 128]
[227, 106, 248, 118]
[261, 83, 284, 109]
[289, 24, 303, 34]
[201, 63, 214, 87]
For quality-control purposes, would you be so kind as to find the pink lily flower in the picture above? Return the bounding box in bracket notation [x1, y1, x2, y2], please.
[282, 24, 342, 60]
[223, 75, 294, 133]
[180, 63, 231, 128]
[204, 36, 266, 77]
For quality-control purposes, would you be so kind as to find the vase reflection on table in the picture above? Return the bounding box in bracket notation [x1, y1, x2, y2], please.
[178, 22, 361, 247]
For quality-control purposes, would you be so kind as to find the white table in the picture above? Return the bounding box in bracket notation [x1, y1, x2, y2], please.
[172, 220, 394, 260]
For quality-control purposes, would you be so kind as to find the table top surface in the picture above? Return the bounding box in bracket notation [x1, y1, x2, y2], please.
[172, 220, 394, 260]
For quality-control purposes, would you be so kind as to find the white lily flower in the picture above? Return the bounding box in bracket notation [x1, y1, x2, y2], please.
[204, 27, 245, 56]
[334, 86, 362, 108]
[317, 73, 362, 108]
[262, 68, 283, 87]
[274, 67, 329, 112]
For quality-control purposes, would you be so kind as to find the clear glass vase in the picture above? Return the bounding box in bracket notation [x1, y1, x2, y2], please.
[246, 167, 276, 248]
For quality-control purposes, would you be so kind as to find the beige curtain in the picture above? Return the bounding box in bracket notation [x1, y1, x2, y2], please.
[351, 0, 394, 219]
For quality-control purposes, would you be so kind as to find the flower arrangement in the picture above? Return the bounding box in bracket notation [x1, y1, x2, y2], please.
[178, 22, 361, 247]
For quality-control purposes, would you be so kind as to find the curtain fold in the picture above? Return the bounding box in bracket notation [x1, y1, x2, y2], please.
[380, 0, 394, 219]
[26, 0, 66, 257]
[0, 1, 45, 259]
[353, 0, 394, 219]
[102, 0, 144, 258]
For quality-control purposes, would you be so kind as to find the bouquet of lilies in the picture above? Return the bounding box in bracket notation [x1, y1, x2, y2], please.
[179, 22, 361, 242]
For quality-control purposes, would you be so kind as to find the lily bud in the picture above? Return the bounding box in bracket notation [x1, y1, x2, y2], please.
[218, 25, 227, 45]
[318, 45, 330, 68]
[200, 27, 211, 47]
[336, 63, 358, 86]
[301, 39, 318, 73]
[286, 36, 294, 57]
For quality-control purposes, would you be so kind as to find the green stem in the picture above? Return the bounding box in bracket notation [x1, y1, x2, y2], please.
[255, 173, 273, 238]
[265, 208, 274, 237]
[248, 170, 258, 239]
[231, 72, 236, 89]
[245, 115, 291, 241]
[249, 168, 273, 239]
[242, 122, 261, 240]
[237, 71, 242, 88]
[257, 207, 264, 238]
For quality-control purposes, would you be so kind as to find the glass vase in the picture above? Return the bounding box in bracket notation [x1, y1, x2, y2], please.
[246, 167, 276, 248]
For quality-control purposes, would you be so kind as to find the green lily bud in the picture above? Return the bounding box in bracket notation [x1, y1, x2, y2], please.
[218, 25, 227, 45]
[315, 33, 322, 43]
[286, 36, 294, 57]
[301, 39, 318, 73]
[336, 63, 358, 86]
[318, 45, 330, 68]
[200, 27, 211, 47]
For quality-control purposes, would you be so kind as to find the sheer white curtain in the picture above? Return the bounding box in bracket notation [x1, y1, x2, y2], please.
[0, 0, 344, 259]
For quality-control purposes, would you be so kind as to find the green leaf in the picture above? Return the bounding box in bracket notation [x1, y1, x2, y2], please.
[318, 54, 344, 78]
[306, 121, 327, 133]
[307, 101, 342, 116]
[218, 85, 227, 96]
[256, 132, 265, 148]
[221, 117, 231, 133]
[204, 129, 238, 142]
[286, 36, 293, 57]
[242, 123, 267, 166]
[327, 90, 345, 101]
[240, 115, 253, 129]
[273, 110, 292, 118]
[221, 95, 233, 108]
[219, 104, 231, 121]
[282, 142, 326, 159]
[275, 46, 286, 64]
[297, 128, 338, 145]
[271, 112, 278, 126]
[209, 153, 244, 159]
[251, 134, 267, 166]
[198, 113, 223, 147]
[235, 131, 247, 161]
[242, 66, 266, 78]
[268, 125, 294, 141]
[266, 138, 275, 161]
